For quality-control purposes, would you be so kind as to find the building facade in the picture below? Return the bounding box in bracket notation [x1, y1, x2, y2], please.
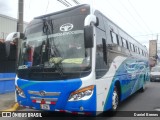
[0, 14, 27, 42]
[149, 40, 157, 67]
[0, 14, 27, 94]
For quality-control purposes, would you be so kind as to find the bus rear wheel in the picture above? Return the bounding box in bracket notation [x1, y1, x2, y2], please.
[140, 83, 145, 92]
[112, 86, 119, 111]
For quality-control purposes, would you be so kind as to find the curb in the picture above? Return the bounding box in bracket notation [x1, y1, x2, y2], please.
[3, 103, 20, 111]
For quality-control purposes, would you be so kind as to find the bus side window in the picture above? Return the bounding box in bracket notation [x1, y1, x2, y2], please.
[122, 38, 127, 48]
[142, 50, 144, 56]
[119, 37, 123, 46]
[117, 35, 122, 46]
[126, 41, 129, 49]
[135, 46, 137, 53]
[136, 47, 138, 54]
[141, 49, 143, 55]
[129, 42, 132, 50]
[110, 31, 117, 44]
[131, 43, 135, 52]
[133, 44, 135, 52]
[138, 48, 140, 54]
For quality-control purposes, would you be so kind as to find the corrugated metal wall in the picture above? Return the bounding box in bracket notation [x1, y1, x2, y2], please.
[0, 14, 27, 94]
[0, 14, 28, 40]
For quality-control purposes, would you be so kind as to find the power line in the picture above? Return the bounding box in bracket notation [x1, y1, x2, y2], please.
[57, 0, 70, 7]
[72, 0, 80, 5]
[128, 0, 153, 34]
[0, 8, 13, 12]
[118, 0, 151, 34]
[133, 33, 160, 37]
[106, 0, 144, 35]
[28, 0, 31, 9]
[45, 0, 50, 14]
[57, 0, 81, 7]
[24, 0, 32, 22]
[64, 0, 72, 6]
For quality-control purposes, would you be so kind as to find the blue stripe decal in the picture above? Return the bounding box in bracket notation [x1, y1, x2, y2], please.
[103, 58, 149, 111]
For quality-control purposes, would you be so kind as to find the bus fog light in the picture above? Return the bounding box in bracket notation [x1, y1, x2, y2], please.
[16, 86, 26, 98]
[68, 85, 94, 101]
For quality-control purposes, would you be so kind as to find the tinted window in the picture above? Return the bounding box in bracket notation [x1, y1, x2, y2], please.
[131, 43, 134, 51]
[122, 38, 127, 48]
[117, 35, 122, 46]
[110, 31, 117, 44]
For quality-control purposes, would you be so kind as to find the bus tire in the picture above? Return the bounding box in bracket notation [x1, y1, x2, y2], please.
[111, 86, 119, 111]
[140, 76, 146, 92]
[140, 84, 145, 92]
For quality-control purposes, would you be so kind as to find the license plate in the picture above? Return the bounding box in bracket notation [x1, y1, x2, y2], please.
[40, 104, 50, 110]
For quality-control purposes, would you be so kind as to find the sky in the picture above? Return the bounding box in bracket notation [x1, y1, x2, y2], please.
[0, 0, 160, 49]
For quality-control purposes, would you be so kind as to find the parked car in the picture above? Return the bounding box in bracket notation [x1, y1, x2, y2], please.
[150, 66, 160, 82]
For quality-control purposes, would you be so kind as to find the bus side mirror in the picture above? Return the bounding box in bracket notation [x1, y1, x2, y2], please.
[84, 26, 93, 48]
[5, 32, 24, 57]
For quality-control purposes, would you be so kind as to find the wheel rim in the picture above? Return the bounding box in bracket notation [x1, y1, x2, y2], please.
[112, 89, 119, 110]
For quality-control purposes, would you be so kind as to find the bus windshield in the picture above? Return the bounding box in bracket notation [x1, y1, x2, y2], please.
[18, 15, 91, 80]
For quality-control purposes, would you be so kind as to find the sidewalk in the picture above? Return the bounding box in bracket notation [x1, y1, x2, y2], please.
[0, 92, 15, 111]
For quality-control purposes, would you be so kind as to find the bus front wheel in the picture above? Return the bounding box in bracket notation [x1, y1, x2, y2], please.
[140, 83, 145, 92]
[112, 86, 119, 111]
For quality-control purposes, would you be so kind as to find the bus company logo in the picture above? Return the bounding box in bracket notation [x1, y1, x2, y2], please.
[60, 23, 73, 32]
[2, 112, 11, 117]
[39, 91, 46, 96]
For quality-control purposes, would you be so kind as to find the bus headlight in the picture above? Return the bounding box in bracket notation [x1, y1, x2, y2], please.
[16, 86, 26, 98]
[68, 85, 94, 101]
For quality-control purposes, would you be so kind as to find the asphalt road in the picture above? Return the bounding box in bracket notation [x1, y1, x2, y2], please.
[99, 81, 160, 120]
[1, 82, 160, 120]
[0, 92, 15, 110]
[117, 82, 160, 111]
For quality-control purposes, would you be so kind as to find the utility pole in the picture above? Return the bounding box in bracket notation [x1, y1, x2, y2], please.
[16, 0, 24, 67]
[149, 40, 157, 67]
[157, 34, 159, 65]
[17, 0, 24, 33]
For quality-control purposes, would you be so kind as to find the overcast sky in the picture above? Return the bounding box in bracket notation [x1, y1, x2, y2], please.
[0, 0, 160, 49]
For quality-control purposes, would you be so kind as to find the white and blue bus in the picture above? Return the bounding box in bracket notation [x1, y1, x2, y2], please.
[6, 4, 149, 115]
